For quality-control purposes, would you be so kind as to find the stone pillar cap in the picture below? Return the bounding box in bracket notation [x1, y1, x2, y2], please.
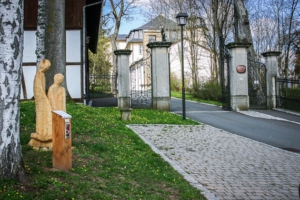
[114, 49, 132, 55]
[261, 51, 281, 57]
[226, 42, 252, 49]
[147, 42, 173, 48]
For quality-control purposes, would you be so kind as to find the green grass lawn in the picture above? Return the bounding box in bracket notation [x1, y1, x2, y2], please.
[171, 91, 222, 106]
[0, 101, 206, 200]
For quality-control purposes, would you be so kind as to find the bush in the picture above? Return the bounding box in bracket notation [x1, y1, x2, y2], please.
[191, 81, 222, 101]
[280, 87, 300, 112]
[170, 72, 181, 92]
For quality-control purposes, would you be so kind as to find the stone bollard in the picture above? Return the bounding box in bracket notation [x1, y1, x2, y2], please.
[262, 51, 281, 109]
[147, 42, 172, 111]
[120, 108, 132, 121]
[52, 110, 72, 170]
[226, 42, 252, 111]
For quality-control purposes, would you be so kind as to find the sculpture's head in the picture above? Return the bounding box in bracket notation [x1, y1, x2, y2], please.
[54, 73, 64, 85]
[39, 59, 51, 72]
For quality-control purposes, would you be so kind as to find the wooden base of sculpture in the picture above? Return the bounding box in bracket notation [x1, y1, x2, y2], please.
[28, 133, 52, 148]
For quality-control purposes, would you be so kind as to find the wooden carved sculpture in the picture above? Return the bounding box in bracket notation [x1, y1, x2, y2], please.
[47, 73, 66, 112]
[28, 59, 53, 148]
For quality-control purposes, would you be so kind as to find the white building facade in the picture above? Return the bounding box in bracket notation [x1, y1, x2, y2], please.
[116, 14, 212, 90]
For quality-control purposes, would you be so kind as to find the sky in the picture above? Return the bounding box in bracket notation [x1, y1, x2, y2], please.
[118, 0, 149, 35]
[119, 15, 147, 34]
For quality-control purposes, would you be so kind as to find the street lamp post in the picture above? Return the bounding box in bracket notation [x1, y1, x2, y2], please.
[176, 13, 188, 120]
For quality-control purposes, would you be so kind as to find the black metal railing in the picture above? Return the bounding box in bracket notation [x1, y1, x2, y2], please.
[247, 58, 267, 109]
[276, 77, 300, 112]
[130, 51, 152, 108]
[89, 74, 117, 98]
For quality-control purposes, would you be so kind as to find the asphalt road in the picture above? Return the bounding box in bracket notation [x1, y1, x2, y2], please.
[171, 98, 300, 153]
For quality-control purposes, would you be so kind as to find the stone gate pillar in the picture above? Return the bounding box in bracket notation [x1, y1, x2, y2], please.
[147, 42, 172, 111]
[114, 50, 132, 109]
[262, 51, 281, 109]
[226, 42, 252, 111]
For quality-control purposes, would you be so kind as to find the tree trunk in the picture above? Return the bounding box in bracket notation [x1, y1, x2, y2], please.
[0, 0, 27, 182]
[44, 0, 68, 95]
[36, 0, 48, 68]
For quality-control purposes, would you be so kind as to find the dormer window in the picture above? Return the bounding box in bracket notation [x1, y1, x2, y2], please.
[139, 31, 143, 39]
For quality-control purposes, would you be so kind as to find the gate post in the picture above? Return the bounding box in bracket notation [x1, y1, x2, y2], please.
[114, 50, 132, 120]
[226, 42, 252, 111]
[262, 51, 281, 109]
[147, 42, 172, 111]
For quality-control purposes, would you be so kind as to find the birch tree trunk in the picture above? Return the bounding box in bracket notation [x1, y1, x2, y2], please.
[0, 0, 27, 181]
[36, 0, 48, 67]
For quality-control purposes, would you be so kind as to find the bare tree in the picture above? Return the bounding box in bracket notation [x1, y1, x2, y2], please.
[100, 0, 137, 94]
[281, 0, 299, 77]
[0, 0, 27, 182]
[196, 0, 234, 82]
[104, 0, 137, 77]
[246, 0, 300, 77]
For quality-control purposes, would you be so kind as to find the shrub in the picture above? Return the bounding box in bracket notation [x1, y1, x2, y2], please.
[191, 81, 222, 101]
[170, 72, 181, 92]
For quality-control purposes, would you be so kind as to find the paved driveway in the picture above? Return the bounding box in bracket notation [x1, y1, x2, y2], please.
[129, 124, 300, 200]
[171, 98, 300, 153]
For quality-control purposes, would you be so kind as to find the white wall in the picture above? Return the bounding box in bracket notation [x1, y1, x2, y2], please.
[22, 30, 82, 100]
[66, 30, 81, 63]
[117, 41, 126, 49]
[23, 31, 37, 63]
[129, 43, 143, 64]
[21, 66, 36, 99]
[66, 65, 81, 98]
[66, 30, 82, 99]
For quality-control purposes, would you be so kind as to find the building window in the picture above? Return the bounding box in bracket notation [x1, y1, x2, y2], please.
[139, 45, 143, 54]
[149, 35, 156, 42]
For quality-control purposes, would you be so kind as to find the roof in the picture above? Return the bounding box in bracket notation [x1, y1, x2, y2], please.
[137, 14, 178, 31]
[117, 34, 128, 41]
[117, 14, 178, 44]
[128, 39, 143, 43]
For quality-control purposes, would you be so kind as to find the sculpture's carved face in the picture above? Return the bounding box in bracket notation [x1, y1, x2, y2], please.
[39, 59, 51, 72]
[54, 73, 64, 85]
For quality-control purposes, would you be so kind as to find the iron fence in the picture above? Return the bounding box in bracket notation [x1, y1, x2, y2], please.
[130, 51, 152, 108]
[89, 74, 117, 98]
[276, 78, 300, 112]
[247, 58, 267, 109]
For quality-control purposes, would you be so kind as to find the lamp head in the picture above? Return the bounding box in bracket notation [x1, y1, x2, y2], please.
[176, 13, 188, 26]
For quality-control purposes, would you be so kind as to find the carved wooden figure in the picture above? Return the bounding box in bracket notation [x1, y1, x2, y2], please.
[28, 59, 53, 148]
[48, 73, 66, 112]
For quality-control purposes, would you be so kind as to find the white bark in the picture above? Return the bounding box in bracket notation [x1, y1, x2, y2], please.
[36, 0, 48, 68]
[0, 0, 27, 181]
